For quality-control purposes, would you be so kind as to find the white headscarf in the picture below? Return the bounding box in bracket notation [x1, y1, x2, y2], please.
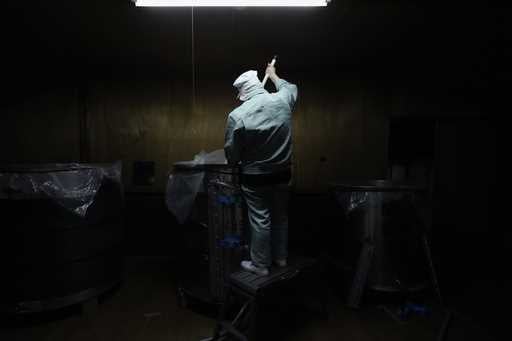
[233, 70, 264, 101]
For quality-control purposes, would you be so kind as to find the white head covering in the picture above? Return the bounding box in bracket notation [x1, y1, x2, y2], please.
[233, 70, 264, 101]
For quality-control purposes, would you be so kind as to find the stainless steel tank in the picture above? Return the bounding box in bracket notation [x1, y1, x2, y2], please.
[333, 180, 430, 294]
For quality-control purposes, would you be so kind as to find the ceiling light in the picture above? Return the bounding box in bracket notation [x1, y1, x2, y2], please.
[133, 0, 330, 7]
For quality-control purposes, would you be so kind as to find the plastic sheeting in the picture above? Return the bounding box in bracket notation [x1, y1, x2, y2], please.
[166, 172, 205, 224]
[166, 149, 227, 224]
[336, 191, 370, 213]
[333, 181, 423, 214]
[0, 162, 122, 217]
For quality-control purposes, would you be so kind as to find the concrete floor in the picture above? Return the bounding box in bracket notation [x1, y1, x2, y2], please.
[0, 258, 497, 341]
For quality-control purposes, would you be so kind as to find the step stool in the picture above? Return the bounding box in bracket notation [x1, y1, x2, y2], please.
[201, 257, 327, 341]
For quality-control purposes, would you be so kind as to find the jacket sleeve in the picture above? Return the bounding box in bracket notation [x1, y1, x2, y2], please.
[274, 78, 298, 110]
[224, 115, 244, 165]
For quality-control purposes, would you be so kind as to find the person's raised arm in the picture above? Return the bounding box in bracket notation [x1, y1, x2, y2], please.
[266, 64, 298, 108]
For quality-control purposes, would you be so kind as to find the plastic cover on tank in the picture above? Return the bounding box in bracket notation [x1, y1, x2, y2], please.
[166, 149, 227, 224]
[333, 180, 424, 214]
[0, 162, 122, 217]
[166, 171, 205, 224]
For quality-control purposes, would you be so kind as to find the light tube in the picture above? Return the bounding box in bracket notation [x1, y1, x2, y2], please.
[133, 0, 329, 7]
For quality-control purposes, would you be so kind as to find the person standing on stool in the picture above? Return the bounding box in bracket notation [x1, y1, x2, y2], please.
[224, 63, 298, 276]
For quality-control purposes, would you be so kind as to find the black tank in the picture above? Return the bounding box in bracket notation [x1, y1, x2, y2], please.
[0, 162, 124, 314]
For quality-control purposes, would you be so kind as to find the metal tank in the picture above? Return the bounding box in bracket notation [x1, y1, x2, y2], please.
[170, 162, 247, 303]
[332, 180, 430, 306]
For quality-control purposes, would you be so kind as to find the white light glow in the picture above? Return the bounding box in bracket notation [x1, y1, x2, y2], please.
[134, 0, 329, 7]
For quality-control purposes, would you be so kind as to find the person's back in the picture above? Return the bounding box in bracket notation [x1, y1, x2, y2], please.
[225, 65, 298, 276]
[225, 73, 297, 176]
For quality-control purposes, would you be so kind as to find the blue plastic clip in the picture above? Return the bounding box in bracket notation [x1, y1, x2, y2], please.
[216, 194, 236, 205]
[217, 235, 241, 249]
[399, 302, 430, 320]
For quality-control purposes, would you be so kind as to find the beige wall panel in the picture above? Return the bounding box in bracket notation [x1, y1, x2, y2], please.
[0, 80, 388, 193]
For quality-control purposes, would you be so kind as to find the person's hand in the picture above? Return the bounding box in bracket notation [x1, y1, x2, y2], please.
[265, 63, 277, 80]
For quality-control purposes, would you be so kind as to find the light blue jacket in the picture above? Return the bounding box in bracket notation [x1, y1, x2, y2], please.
[224, 78, 298, 175]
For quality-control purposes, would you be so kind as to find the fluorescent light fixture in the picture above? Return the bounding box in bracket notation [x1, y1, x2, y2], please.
[133, 0, 330, 7]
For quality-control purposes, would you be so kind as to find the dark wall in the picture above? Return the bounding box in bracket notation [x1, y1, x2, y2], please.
[0, 1, 500, 191]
